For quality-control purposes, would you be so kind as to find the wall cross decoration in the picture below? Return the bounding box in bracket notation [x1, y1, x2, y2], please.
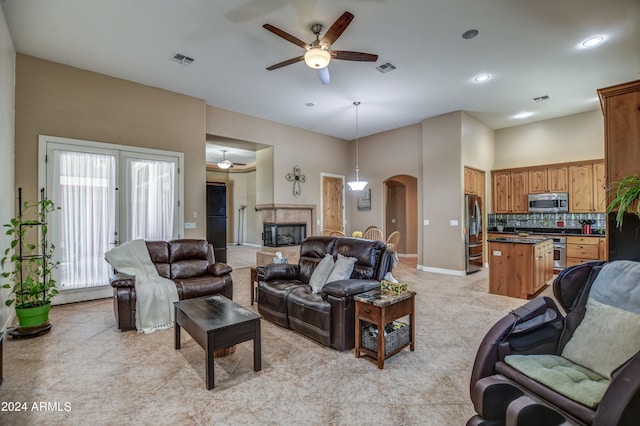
[285, 165, 306, 197]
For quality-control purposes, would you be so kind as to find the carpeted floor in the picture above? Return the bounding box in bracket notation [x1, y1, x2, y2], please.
[0, 253, 551, 425]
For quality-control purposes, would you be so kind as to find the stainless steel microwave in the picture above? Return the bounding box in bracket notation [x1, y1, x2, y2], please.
[528, 193, 569, 212]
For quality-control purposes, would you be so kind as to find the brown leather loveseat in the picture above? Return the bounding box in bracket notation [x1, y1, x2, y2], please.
[110, 239, 233, 331]
[257, 236, 394, 351]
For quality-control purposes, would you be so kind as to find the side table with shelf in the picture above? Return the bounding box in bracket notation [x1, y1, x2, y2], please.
[354, 289, 416, 369]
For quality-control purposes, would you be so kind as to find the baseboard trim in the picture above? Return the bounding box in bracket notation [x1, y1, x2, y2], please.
[419, 266, 467, 276]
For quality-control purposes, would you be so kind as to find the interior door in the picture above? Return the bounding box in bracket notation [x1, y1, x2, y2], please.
[322, 175, 344, 233]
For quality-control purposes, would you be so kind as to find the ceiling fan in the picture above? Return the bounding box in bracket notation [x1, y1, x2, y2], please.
[263, 11, 378, 85]
[214, 150, 246, 170]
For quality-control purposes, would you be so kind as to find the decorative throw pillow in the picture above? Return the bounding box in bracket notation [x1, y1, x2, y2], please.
[309, 254, 335, 294]
[326, 254, 358, 283]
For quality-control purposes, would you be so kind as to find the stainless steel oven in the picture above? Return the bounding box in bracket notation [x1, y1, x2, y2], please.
[552, 236, 567, 270]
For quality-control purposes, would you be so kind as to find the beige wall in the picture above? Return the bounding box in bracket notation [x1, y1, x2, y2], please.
[494, 109, 604, 169]
[349, 124, 422, 236]
[422, 112, 465, 272]
[15, 54, 208, 238]
[206, 106, 349, 229]
[0, 7, 16, 331]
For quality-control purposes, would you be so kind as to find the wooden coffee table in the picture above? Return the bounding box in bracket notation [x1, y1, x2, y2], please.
[174, 295, 262, 389]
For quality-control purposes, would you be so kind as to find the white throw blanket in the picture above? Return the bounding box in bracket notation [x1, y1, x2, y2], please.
[105, 239, 179, 334]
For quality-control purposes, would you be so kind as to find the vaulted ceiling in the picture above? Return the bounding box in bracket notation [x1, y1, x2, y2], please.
[3, 0, 639, 143]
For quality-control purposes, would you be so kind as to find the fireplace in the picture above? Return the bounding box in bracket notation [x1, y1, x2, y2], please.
[255, 203, 316, 265]
[263, 223, 306, 247]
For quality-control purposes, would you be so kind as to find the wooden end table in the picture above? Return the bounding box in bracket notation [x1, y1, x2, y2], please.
[354, 289, 416, 369]
[174, 295, 262, 389]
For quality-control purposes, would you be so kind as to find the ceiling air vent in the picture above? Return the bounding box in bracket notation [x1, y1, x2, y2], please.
[376, 62, 397, 74]
[170, 52, 195, 66]
[532, 95, 551, 103]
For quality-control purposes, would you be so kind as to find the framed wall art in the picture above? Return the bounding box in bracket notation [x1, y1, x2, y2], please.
[356, 188, 371, 211]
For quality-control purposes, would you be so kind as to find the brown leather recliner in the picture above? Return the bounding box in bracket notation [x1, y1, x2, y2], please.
[468, 260, 640, 426]
[110, 239, 233, 331]
[257, 236, 394, 351]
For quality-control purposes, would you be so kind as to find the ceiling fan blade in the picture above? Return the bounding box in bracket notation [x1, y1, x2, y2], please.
[317, 67, 330, 85]
[320, 11, 354, 47]
[266, 56, 304, 70]
[263, 24, 309, 49]
[331, 50, 378, 62]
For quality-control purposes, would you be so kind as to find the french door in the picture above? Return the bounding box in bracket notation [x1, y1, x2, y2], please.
[40, 136, 183, 304]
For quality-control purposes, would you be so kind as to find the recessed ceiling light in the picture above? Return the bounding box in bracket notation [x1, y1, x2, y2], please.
[473, 74, 491, 83]
[513, 112, 534, 119]
[581, 36, 605, 48]
[305, 102, 316, 107]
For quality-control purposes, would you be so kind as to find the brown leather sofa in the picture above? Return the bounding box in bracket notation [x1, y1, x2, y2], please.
[257, 236, 394, 351]
[468, 260, 640, 425]
[110, 239, 233, 331]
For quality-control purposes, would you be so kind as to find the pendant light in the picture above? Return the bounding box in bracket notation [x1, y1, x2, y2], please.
[347, 101, 368, 191]
[217, 150, 232, 169]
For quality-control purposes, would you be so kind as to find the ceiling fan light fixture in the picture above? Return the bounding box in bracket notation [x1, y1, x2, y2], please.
[304, 47, 331, 69]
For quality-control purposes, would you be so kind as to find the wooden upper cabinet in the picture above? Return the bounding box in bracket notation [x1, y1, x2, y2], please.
[493, 171, 511, 213]
[569, 164, 594, 212]
[465, 167, 485, 197]
[547, 166, 568, 192]
[511, 170, 529, 213]
[492, 170, 528, 213]
[528, 169, 547, 193]
[593, 161, 606, 212]
[529, 166, 568, 193]
[598, 80, 640, 186]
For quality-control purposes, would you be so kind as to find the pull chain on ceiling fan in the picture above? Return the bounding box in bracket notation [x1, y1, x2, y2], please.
[263, 11, 378, 85]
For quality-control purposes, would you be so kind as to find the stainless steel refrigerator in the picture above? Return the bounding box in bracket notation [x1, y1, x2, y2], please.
[464, 194, 483, 274]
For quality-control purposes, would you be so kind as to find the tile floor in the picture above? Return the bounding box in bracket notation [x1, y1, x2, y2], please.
[0, 253, 550, 425]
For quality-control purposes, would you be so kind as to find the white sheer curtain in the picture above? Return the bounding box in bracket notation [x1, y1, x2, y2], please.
[52, 150, 116, 289]
[128, 158, 175, 241]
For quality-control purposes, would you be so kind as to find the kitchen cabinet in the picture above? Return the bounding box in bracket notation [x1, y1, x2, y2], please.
[568, 164, 594, 212]
[529, 166, 568, 194]
[489, 237, 553, 299]
[598, 80, 640, 261]
[598, 80, 640, 189]
[593, 161, 606, 212]
[548, 166, 569, 192]
[492, 170, 528, 213]
[568, 161, 606, 212]
[464, 167, 485, 197]
[566, 236, 605, 267]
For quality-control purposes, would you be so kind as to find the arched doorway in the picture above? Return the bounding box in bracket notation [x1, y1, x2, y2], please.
[384, 175, 418, 257]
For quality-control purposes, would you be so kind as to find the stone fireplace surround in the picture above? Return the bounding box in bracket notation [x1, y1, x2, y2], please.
[255, 204, 316, 266]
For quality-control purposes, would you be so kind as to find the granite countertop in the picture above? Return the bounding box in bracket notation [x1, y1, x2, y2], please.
[488, 236, 553, 245]
[488, 227, 605, 237]
[354, 288, 416, 307]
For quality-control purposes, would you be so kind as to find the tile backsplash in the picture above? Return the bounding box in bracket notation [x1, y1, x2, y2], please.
[488, 212, 606, 234]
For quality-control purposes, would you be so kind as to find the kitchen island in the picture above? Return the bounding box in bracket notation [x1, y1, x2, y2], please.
[488, 236, 554, 299]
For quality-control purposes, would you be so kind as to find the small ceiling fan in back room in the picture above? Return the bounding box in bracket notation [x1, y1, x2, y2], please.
[263, 11, 378, 85]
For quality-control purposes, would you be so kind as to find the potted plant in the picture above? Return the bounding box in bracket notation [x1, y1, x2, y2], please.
[1, 188, 59, 330]
[496, 218, 507, 232]
[606, 175, 640, 229]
